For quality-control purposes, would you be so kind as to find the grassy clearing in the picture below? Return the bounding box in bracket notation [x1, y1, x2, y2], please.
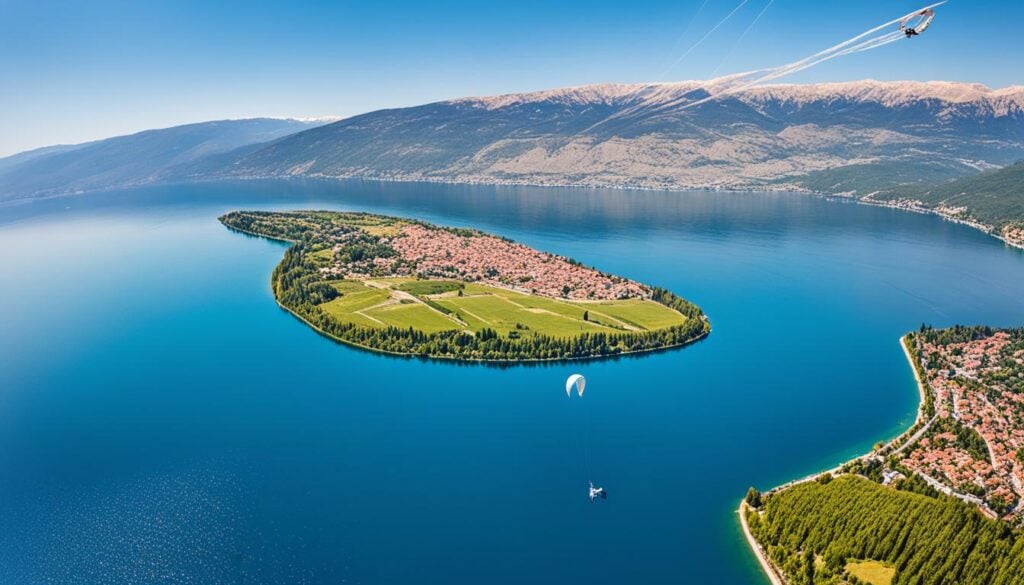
[437, 292, 609, 336]
[318, 279, 687, 339]
[364, 302, 460, 333]
[397, 280, 463, 296]
[576, 299, 686, 330]
[845, 560, 895, 585]
[320, 283, 391, 328]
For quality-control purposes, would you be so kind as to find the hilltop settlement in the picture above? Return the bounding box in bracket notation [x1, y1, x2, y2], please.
[220, 210, 707, 361]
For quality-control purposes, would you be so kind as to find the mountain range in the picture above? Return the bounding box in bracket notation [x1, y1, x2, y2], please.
[1, 80, 1022, 208]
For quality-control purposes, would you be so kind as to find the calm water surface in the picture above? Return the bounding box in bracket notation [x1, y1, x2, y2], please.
[2, 180, 1023, 584]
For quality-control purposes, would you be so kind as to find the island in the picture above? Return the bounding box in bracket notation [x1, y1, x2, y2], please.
[742, 326, 1024, 585]
[220, 210, 709, 361]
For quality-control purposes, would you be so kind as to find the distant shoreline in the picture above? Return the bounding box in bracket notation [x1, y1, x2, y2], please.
[6, 175, 1022, 251]
[858, 195, 1024, 251]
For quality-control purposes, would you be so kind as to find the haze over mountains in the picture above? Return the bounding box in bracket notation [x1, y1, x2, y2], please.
[0, 118, 331, 201]
[1, 80, 1022, 203]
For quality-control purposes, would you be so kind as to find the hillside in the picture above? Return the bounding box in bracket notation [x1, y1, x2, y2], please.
[867, 161, 1024, 247]
[2, 80, 1022, 209]
[746, 475, 1024, 585]
[0, 118, 330, 201]
[199, 80, 1024, 195]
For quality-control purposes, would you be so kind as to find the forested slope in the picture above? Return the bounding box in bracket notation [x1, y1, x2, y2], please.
[747, 475, 1024, 584]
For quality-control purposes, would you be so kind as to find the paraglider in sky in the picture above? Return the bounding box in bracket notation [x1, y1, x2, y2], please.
[565, 374, 586, 397]
[564, 374, 602, 500]
[900, 8, 936, 37]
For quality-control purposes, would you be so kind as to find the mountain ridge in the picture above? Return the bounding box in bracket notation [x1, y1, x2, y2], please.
[198, 79, 1023, 195]
[2, 80, 1022, 202]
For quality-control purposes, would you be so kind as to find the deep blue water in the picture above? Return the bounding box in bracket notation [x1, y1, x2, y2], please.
[2, 179, 1023, 584]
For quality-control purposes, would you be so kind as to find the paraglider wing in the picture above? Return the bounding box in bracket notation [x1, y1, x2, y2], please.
[565, 374, 586, 397]
[915, 9, 935, 34]
[899, 8, 935, 36]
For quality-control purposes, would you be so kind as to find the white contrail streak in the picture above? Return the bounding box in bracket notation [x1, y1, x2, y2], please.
[660, 0, 749, 77]
[675, 1, 948, 110]
[672, 0, 712, 48]
[574, 1, 947, 137]
[711, 0, 776, 76]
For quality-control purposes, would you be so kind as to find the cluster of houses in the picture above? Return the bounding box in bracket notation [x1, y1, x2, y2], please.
[1004, 224, 1024, 249]
[901, 332, 1024, 517]
[388, 224, 649, 300]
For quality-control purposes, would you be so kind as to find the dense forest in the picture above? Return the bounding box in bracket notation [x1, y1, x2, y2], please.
[221, 210, 709, 361]
[748, 475, 1024, 584]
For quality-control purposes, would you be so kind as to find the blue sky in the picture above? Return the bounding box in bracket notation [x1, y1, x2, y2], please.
[2, 0, 1021, 156]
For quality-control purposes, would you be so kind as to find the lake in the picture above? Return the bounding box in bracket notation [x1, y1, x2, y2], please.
[2, 179, 1023, 584]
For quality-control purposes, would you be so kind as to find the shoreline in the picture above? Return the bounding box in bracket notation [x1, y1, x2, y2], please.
[738, 502, 784, 585]
[741, 334, 931, 585]
[901, 334, 928, 427]
[858, 195, 1024, 252]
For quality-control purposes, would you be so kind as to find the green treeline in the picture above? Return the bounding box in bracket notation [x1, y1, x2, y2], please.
[223, 210, 709, 361]
[916, 324, 1009, 346]
[748, 475, 1024, 585]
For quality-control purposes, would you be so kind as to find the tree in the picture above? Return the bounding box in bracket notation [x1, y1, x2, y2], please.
[583, 310, 589, 322]
[745, 486, 762, 508]
[802, 548, 815, 584]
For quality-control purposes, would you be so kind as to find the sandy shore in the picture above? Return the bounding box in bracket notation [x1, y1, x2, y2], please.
[738, 502, 784, 585]
[901, 334, 928, 427]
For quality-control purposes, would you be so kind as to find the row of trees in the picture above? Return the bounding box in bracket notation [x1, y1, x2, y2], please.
[747, 475, 1024, 585]
[270, 241, 708, 361]
[916, 324, 1023, 347]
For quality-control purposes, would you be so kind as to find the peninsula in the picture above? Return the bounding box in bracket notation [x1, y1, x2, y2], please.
[742, 326, 1024, 585]
[220, 210, 708, 361]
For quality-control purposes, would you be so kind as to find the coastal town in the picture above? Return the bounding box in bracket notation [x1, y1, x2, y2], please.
[742, 327, 1024, 585]
[353, 223, 649, 301]
[896, 328, 1024, 518]
[259, 211, 652, 302]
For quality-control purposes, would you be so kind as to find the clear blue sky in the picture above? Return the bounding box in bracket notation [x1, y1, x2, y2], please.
[2, 0, 1021, 156]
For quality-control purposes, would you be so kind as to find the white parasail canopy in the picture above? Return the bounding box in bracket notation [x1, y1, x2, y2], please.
[565, 374, 586, 397]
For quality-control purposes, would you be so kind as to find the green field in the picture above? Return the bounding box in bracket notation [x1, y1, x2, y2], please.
[318, 278, 688, 339]
[846, 560, 895, 585]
